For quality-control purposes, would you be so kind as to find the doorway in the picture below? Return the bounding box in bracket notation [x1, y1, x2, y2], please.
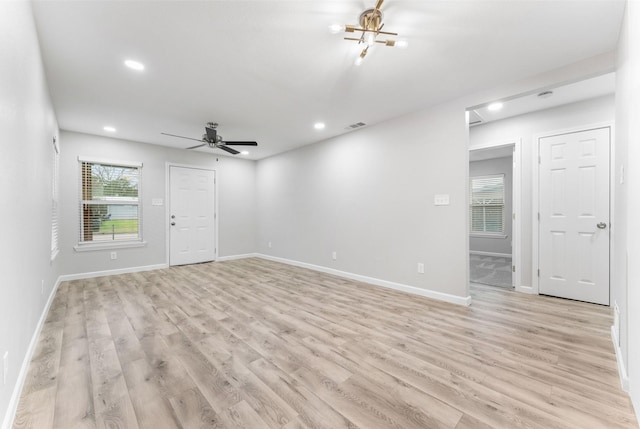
[469, 143, 520, 289]
[168, 165, 217, 266]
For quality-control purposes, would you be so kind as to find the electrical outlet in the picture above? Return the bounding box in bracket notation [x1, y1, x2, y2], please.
[268, 241, 272, 249]
[3, 351, 8, 385]
[110, 251, 117, 260]
[332, 251, 337, 260]
[417, 263, 425, 274]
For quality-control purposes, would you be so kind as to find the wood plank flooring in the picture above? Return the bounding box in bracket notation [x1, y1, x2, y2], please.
[12, 258, 639, 429]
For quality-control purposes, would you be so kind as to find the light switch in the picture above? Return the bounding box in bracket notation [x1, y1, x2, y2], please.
[434, 194, 450, 206]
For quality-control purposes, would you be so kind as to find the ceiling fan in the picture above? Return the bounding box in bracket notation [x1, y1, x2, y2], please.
[161, 122, 257, 155]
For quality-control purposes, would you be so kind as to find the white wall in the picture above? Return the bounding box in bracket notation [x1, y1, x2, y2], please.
[58, 131, 257, 276]
[615, 0, 640, 416]
[469, 155, 513, 255]
[257, 101, 470, 300]
[0, 2, 61, 427]
[469, 95, 615, 287]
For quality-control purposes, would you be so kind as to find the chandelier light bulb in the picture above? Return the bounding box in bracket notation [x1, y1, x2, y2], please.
[365, 32, 376, 47]
[329, 24, 344, 34]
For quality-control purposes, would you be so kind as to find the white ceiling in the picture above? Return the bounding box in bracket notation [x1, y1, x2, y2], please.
[31, 1, 625, 160]
[470, 72, 616, 126]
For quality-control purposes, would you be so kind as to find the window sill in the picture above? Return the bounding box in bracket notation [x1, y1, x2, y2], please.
[74, 241, 147, 252]
[470, 234, 507, 239]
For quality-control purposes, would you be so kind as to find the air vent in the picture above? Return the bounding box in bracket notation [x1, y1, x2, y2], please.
[345, 122, 367, 130]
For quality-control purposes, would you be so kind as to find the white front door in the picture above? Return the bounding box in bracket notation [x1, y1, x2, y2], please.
[538, 127, 610, 305]
[169, 166, 216, 266]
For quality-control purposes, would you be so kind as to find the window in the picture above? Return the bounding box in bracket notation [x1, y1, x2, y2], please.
[77, 157, 142, 248]
[470, 174, 505, 235]
[51, 136, 60, 260]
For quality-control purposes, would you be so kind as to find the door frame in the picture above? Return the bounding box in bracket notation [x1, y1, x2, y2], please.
[165, 162, 218, 266]
[531, 121, 614, 300]
[468, 138, 522, 291]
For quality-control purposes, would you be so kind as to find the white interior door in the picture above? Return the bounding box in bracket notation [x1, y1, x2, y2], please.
[169, 166, 216, 266]
[538, 127, 610, 305]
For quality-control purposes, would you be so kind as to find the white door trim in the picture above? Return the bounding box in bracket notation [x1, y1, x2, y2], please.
[469, 138, 522, 291]
[531, 121, 614, 300]
[165, 162, 219, 266]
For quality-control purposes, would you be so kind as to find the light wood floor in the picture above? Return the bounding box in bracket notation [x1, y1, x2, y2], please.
[12, 258, 639, 429]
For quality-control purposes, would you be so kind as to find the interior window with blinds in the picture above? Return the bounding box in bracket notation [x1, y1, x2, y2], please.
[79, 159, 142, 244]
[470, 174, 505, 235]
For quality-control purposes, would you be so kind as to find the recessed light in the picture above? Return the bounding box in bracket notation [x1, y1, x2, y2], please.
[240, 151, 249, 155]
[487, 102, 503, 111]
[124, 59, 145, 71]
[314, 122, 326, 130]
[103, 126, 116, 132]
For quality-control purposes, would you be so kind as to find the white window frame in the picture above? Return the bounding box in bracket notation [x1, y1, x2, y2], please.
[74, 156, 146, 251]
[469, 173, 506, 238]
[51, 136, 60, 261]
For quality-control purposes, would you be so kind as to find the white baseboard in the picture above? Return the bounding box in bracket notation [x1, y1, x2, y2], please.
[217, 253, 259, 262]
[611, 325, 630, 392]
[470, 251, 512, 258]
[255, 254, 472, 306]
[58, 263, 168, 282]
[2, 277, 62, 429]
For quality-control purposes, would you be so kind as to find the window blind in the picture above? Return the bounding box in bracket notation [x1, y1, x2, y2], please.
[51, 137, 60, 259]
[79, 160, 141, 244]
[470, 175, 505, 234]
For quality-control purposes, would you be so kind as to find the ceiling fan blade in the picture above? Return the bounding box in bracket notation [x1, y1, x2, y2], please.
[205, 127, 217, 142]
[222, 141, 258, 146]
[161, 132, 204, 143]
[218, 145, 240, 155]
[186, 143, 207, 150]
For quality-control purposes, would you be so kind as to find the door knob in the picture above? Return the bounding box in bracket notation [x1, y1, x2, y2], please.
[597, 222, 607, 229]
[171, 215, 175, 219]
[171, 222, 176, 226]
